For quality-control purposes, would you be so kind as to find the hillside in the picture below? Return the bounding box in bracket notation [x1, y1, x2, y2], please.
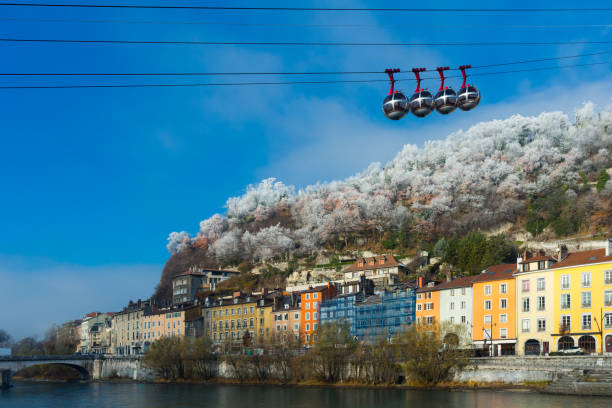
[153, 104, 612, 302]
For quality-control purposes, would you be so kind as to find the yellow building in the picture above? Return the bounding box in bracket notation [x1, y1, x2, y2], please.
[551, 242, 612, 354]
[142, 306, 188, 348]
[514, 253, 556, 355]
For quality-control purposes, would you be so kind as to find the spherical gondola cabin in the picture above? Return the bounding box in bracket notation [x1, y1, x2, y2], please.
[382, 91, 410, 120]
[410, 68, 434, 118]
[382, 68, 409, 120]
[434, 66, 457, 115]
[456, 65, 481, 111]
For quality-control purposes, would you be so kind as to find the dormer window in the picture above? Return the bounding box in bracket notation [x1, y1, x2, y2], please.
[284, 304, 289, 309]
[427, 282, 435, 287]
[233, 298, 238, 304]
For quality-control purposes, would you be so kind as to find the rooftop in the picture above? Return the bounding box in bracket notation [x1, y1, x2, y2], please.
[472, 263, 517, 283]
[550, 248, 612, 269]
[343, 254, 403, 273]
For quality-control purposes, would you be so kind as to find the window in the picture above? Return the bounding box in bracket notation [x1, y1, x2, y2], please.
[305, 323, 310, 331]
[305, 313, 310, 321]
[537, 278, 545, 291]
[485, 285, 492, 295]
[461, 287, 466, 295]
[306, 334, 310, 342]
[500, 328, 507, 339]
[605, 270, 612, 285]
[417, 304, 422, 311]
[483, 329, 491, 340]
[522, 263, 529, 272]
[294, 313, 299, 320]
[605, 290, 612, 307]
[538, 261, 546, 270]
[426, 303, 434, 310]
[582, 272, 592, 288]
[450, 302, 455, 310]
[582, 314, 592, 330]
[522, 319, 530, 332]
[537, 296, 545, 311]
[604, 313, 612, 329]
[450, 289, 455, 296]
[537, 318, 546, 332]
[561, 275, 570, 290]
[484, 300, 492, 310]
[522, 280, 530, 293]
[522, 297, 530, 313]
[461, 315, 466, 323]
[484, 315, 492, 324]
[305, 303, 310, 310]
[425, 316, 434, 325]
[426, 292, 432, 299]
[561, 293, 571, 309]
[582, 292, 592, 308]
[561, 315, 571, 331]
[500, 313, 507, 323]
[294, 324, 299, 331]
[306, 293, 310, 300]
[461, 301, 466, 309]
[313, 293, 318, 299]
[500, 283, 507, 294]
[313, 312, 317, 320]
[500, 298, 507, 309]
[417, 294, 422, 300]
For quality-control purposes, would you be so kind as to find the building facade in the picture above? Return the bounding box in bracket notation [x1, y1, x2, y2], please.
[112, 302, 149, 355]
[416, 279, 441, 326]
[551, 242, 612, 353]
[472, 264, 517, 356]
[342, 255, 405, 288]
[438, 276, 475, 347]
[514, 253, 556, 355]
[301, 284, 337, 345]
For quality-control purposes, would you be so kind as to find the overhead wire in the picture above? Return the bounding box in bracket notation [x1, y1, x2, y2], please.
[2, 38, 612, 47]
[1, 60, 610, 89]
[1, 3, 611, 12]
[0, 17, 611, 29]
[1, 51, 611, 76]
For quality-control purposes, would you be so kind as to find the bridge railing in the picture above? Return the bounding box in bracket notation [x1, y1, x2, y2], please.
[0, 354, 100, 361]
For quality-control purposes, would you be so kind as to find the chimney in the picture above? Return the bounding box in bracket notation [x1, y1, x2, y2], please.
[233, 291, 241, 298]
[446, 269, 452, 282]
[516, 256, 523, 269]
[606, 238, 612, 257]
[261, 287, 267, 296]
[418, 276, 424, 288]
[557, 244, 568, 262]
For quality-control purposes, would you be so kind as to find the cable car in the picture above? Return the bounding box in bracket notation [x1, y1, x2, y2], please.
[382, 68, 409, 120]
[434, 66, 457, 114]
[457, 65, 481, 111]
[409, 68, 434, 118]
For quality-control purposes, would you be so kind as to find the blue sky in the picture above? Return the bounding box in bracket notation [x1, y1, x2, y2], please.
[1, 0, 611, 339]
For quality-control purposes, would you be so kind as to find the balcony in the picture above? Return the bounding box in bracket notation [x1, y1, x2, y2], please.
[582, 324, 592, 330]
[582, 303, 592, 308]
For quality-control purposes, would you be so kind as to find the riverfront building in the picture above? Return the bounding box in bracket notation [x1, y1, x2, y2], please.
[319, 285, 416, 342]
[301, 284, 337, 345]
[416, 279, 441, 326]
[551, 241, 612, 354]
[514, 252, 557, 355]
[472, 264, 517, 356]
[437, 276, 476, 347]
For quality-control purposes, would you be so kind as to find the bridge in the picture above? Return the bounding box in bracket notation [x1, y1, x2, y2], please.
[0, 355, 149, 388]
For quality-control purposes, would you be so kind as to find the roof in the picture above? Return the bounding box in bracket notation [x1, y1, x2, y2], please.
[472, 263, 517, 283]
[436, 275, 476, 290]
[520, 255, 555, 263]
[416, 280, 443, 293]
[84, 312, 101, 318]
[550, 248, 612, 269]
[175, 268, 239, 278]
[343, 254, 402, 273]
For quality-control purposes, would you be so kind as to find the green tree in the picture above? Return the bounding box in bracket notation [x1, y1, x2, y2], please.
[597, 169, 610, 193]
[142, 336, 184, 380]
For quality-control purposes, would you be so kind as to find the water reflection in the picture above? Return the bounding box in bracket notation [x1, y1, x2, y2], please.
[1, 383, 610, 408]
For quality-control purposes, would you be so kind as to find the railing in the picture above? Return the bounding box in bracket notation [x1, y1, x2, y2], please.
[582, 303, 592, 308]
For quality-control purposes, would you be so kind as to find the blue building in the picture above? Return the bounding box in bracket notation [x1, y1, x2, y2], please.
[320, 286, 416, 342]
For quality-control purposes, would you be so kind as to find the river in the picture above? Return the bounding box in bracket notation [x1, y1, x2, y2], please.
[1, 382, 611, 407]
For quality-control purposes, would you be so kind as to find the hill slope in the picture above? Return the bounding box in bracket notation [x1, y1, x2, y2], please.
[154, 104, 612, 301]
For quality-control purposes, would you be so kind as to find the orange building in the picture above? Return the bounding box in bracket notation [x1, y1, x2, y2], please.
[300, 284, 337, 345]
[415, 277, 441, 326]
[472, 264, 517, 356]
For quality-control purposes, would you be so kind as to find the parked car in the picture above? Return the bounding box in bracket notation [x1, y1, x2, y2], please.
[558, 346, 585, 355]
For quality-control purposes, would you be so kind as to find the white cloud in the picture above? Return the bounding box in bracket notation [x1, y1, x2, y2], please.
[0, 255, 161, 340]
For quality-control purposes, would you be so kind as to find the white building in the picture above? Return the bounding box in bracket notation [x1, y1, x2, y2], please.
[438, 276, 475, 347]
